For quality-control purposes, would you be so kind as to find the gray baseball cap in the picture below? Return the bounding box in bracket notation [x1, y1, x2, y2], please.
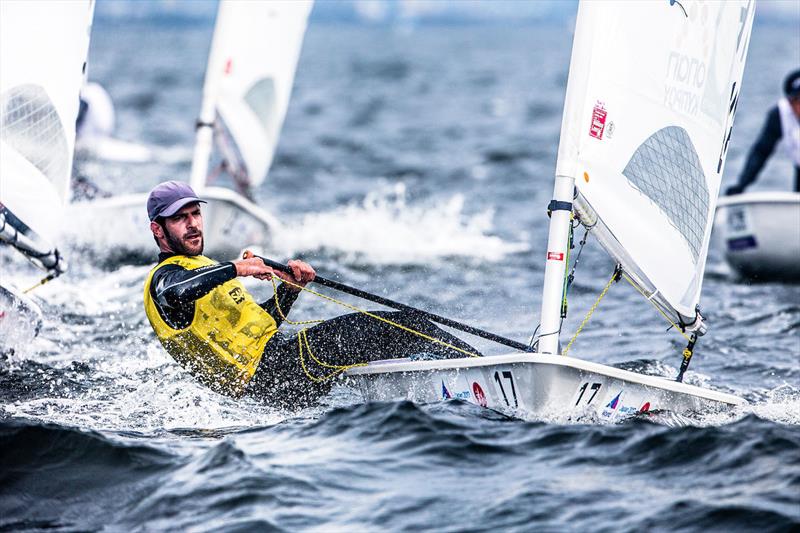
[147, 181, 206, 221]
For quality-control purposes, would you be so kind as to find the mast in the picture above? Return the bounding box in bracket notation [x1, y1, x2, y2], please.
[188, 1, 227, 192]
[188, 105, 215, 193]
[537, 174, 574, 355]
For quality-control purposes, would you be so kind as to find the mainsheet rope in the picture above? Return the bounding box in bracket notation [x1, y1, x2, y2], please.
[269, 276, 482, 383]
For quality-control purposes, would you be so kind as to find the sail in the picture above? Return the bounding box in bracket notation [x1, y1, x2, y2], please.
[556, 0, 754, 324]
[0, 0, 94, 251]
[194, 0, 312, 191]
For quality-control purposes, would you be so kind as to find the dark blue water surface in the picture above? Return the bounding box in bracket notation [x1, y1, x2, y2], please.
[1, 13, 799, 533]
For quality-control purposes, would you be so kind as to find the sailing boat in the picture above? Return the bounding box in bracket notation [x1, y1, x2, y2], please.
[0, 0, 95, 354]
[344, 0, 755, 420]
[63, 0, 312, 259]
[714, 192, 800, 281]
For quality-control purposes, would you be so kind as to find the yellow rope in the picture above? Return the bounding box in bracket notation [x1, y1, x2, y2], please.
[620, 273, 692, 343]
[268, 275, 481, 382]
[561, 268, 694, 356]
[270, 277, 324, 326]
[23, 274, 55, 294]
[562, 269, 618, 356]
[296, 329, 367, 383]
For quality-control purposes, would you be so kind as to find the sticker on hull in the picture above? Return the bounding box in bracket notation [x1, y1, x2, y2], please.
[472, 382, 488, 407]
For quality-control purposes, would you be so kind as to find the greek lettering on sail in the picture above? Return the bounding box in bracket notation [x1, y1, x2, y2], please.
[664, 86, 699, 116]
[666, 52, 706, 88]
[664, 51, 706, 117]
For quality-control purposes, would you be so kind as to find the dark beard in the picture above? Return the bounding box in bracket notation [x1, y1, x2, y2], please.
[164, 227, 203, 256]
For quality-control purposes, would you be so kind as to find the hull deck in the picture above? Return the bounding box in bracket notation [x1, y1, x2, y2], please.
[345, 353, 744, 421]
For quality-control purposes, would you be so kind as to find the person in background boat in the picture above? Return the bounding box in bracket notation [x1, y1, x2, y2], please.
[143, 181, 477, 409]
[725, 69, 800, 195]
[76, 81, 115, 143]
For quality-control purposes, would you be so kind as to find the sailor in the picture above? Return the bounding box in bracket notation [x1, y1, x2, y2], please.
[143, 181, 477, 409]
[76, 81, 115, 142]
[726, 69, 800, 195]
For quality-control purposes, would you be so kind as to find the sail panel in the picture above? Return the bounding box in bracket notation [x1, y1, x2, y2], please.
[556, 0, 754, 321]
[204, 0, 312, 187]
[0, 0, 94, 243]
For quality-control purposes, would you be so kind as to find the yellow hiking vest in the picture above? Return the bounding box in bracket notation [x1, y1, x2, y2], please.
[143, 255, 278, 397]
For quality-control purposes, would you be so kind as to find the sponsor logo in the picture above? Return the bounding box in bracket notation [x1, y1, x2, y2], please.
[727, 236, 757, 251]
[606, 391, 622, 410]
[442, 381, 470, 401]
[228, 287, 245, 304]
[727, 207, 748, 232]
[224, 58, 233, 75]
[619, 400, 652, 415]
[441, 381, 451, 400]
[589, 101, 607, 139]
[547, 252, 564, 261]
[472, 382, 487, 407]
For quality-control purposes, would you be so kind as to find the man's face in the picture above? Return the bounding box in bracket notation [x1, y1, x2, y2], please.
[154, 202, 204, 255]
[791, 97, 800, 120]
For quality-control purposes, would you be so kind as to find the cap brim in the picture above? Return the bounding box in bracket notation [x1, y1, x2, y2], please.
[157, 197, 207, 219]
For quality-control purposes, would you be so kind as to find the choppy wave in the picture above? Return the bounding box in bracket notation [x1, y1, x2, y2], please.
[1, 402, 798, 531]
[2, 19, 798, 532]
[274, 183, 530, 265]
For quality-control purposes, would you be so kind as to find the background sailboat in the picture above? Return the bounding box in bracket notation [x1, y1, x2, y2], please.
[714, 191, 800, 281]
[74, 80, 154, 164]
[63, 0, 312, 260]
[0, 0, 95, 354]
[345, 0, 755, 420]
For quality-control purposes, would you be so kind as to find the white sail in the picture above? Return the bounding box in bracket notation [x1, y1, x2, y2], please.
[556, 0, 755, 324]
[0, 0, 94, 249]
[190, 0, 313, 193]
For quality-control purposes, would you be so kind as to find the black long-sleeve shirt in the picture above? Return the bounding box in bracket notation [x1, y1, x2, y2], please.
[733, 105, 800, 193]
[149, 252, 300, 330]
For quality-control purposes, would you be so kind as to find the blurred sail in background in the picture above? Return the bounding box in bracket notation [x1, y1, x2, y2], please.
[191, 0, 314, 197]
[0, 0, 95, 272]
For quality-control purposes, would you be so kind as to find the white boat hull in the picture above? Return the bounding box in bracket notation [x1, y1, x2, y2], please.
[344, 353, 744, 421]
[0, 282, 42, 356]
[714, 192, 800, 281]
[62, 186, 281, 262]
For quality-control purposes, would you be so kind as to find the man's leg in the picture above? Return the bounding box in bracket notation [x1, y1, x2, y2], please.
[246, 311, 480, 409]
[300, 311, 479, 367]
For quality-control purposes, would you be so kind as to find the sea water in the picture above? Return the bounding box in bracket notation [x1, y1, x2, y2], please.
[1, 13, 798, 532]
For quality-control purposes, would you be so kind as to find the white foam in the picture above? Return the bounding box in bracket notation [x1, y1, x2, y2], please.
[273, 183, 529, 265]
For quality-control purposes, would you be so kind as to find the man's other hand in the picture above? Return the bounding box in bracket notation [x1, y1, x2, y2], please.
[279, 259, 316, 290]
[234, 252, 275, 280]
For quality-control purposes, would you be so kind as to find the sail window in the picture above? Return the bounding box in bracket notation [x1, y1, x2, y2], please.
[1, 84, 69, 194]
[622, 126, 709, 261]
[243, 77, 277, 140]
